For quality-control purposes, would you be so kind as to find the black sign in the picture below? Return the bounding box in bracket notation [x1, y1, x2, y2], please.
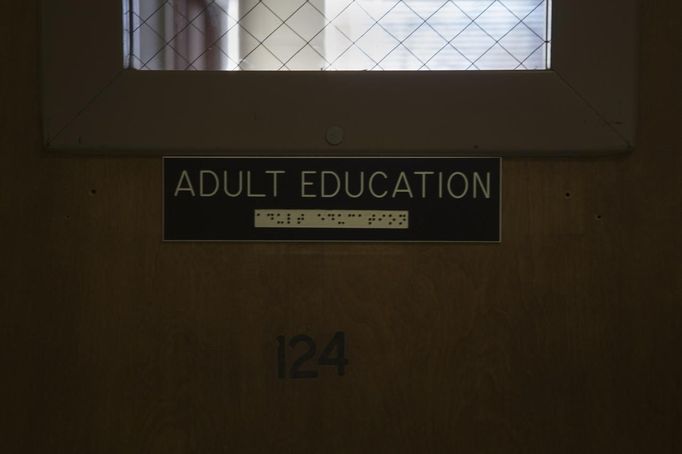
[163, 157, 501, 242]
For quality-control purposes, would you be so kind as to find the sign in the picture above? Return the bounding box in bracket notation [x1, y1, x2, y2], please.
[163, 157, 501, 242]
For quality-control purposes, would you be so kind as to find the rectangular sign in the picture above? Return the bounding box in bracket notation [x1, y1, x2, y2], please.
[163, 157, 501, 242]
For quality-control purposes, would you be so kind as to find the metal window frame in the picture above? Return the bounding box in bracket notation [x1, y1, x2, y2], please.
[41, 0, 637, 155]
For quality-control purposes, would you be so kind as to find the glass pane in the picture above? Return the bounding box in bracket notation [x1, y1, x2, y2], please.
[123, 0, 551, 70]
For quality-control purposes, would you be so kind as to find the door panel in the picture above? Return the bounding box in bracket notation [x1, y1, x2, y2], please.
[2, 1, 681, 452]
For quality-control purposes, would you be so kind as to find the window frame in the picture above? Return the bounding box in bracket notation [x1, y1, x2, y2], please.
[41, 0, 638, 155]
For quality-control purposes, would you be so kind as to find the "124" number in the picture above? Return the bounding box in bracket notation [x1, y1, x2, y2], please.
[277, 332, 348, 379]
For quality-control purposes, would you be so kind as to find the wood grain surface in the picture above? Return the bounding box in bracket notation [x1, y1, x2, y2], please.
[2, 1, 681, 452]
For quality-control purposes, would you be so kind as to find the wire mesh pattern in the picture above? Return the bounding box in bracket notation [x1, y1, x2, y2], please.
[124, 0, 550, 70]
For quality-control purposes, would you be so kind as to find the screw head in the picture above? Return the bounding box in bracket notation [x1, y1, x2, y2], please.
[325, 126, 344, 146]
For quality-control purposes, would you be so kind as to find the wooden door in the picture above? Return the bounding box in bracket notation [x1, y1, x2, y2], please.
[2, 1, 681, 452]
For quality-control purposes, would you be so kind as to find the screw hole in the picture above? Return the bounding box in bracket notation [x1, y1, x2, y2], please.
[90, 189, 97, 196]
[595, 214, 603, 221]
[565, 192, 571, 199]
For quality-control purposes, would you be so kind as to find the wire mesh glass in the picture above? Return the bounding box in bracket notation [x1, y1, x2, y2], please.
[123, 0, 551, 70]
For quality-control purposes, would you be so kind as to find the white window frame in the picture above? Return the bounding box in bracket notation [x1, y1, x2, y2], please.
[41, 0, 637, 155]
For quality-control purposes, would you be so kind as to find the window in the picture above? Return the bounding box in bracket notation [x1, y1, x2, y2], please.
[124, 0, 551, 71]
[42, 0, 636, 154]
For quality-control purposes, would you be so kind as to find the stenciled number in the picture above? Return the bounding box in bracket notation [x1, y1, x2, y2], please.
[289, 335, 318, 379]
[277, 332, 348, 379]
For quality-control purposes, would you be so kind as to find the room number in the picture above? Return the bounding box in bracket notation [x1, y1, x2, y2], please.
[276, 332, 348, 379]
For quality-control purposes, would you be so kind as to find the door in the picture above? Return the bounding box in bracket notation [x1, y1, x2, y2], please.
[2, 1, 681, 453]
